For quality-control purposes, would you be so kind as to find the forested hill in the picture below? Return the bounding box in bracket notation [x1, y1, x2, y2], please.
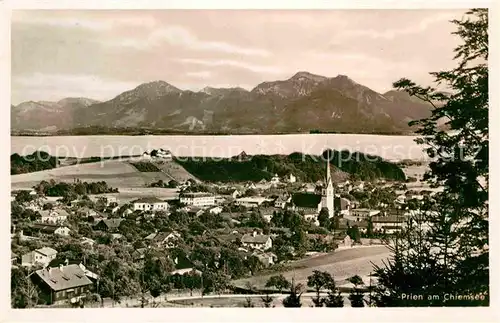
[176, 150, 406, 183]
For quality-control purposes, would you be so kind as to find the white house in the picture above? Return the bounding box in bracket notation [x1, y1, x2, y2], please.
[21, 247, 58, 267]
[372, 216, 406, 234]
[231, 190, 241, 199]
[89, 195, 118, 206]
[270, 174, 280, 186]
[208, 206, 223, 214]
[241, 231, 272, 251]
[146, 231, 182, 249]
[40, 209, 69, 224]
[274, 195, 290, 209]
[133, 197, 169, 212]
[351, 208, 381, 219]
[236, 196, 267, 208]
[288, 173, 297, 183]
[179, 192, 216, 207]
[153, 148, 173, 160]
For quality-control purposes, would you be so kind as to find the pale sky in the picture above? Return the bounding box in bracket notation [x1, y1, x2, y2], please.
[11, 9, 465, 105]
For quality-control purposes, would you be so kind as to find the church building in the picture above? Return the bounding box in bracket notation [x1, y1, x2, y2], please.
[291, 156, 335, 218]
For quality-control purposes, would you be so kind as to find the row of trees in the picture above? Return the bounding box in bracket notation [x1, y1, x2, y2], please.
[260, 271, 369, 307]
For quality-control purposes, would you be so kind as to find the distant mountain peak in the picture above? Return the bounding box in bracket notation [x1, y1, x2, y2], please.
[290, 71, 327, 82]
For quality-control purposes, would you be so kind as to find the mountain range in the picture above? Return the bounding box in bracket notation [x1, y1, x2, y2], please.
[11, 72, 434, 135]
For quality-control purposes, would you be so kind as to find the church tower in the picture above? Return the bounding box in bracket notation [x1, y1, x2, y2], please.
[320, 152, 335, 217]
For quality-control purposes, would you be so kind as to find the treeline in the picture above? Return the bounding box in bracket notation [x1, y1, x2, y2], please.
[33, 180, 118, 197]
[10, 151, 58, 175]
[176, 150, 405, 183]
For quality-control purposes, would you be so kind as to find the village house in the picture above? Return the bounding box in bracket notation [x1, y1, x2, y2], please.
[270, 174, 280, 185]
[350, 208, 381, 220]
[241, 231, 272, 251]
[133, 197, 169, 212]
[236, 196, 267, 208]
[259, 208, 276, 223]
[89, 195, 118, 206]
[11, 252, 19, 267]
[32, 264, 94, 305]
[335, 197, 352, 216]
[21, 247, 58, 267]
[145, 231, 182, 248]
[76, 206, 98, 218]
[372, 215, 406, 234]
[93, 218, 124, 232]
[150, 148, 173, 160]
[274, 195, 291, 209]
[40, 209, 69, 224]
[253, 252, 277, 267]
[208, 206, 223, 214]
[186, 206, 204, 217]
[132, 248, 148, 262]
[80, 237, 96, 250]
[179, 192, 215, 207]
[287, 173, 297, 183]
[231, 189, 241, 199]
[30, 223, 71, 237]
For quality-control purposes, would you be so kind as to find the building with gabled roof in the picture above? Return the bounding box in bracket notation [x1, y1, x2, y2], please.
[21, 247, 58, 267]
[32, 264, 93, 305]
[133, 197, 169, 212]
[241, 231, 272, 251]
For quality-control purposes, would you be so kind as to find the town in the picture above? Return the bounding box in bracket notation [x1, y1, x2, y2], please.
[10, 149, 433, 308]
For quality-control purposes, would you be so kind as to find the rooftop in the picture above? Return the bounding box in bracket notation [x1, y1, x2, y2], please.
[35, 264, 93, 292]
[36, 247, 58, 257]
[133, 197, 167, 204]
[292, 193, 322, 208]
[241, 233, 271, 244]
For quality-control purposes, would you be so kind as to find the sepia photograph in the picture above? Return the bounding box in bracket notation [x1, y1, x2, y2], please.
[6, 2, 491, 314]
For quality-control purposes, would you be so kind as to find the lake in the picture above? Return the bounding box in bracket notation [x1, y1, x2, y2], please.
[11, 134, 428, 161]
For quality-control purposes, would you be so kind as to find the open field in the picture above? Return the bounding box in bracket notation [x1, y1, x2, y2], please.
[233, 245, 391, 289]
[10, 159, 190, 191]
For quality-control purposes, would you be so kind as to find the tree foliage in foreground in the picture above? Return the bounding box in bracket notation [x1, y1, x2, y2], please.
[373, 9, 489, 306]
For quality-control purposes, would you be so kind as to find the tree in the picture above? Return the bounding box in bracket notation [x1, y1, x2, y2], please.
[11, 267, 40, 308]
[366, 217, 374, 238]
[265, 274, 290, 293]
[15, 190, 35, 204]
[323, 281, 344, 307]
[347, 275, 365, 307]
[347, 225, 361, 243]
[282, 278, 303, 308]
[317, 207, 330, 228]
[261, 293, 274, 308]
[307, 270, 333, 307]
[243, 297, 255, 308]
[373, 9, 489, 307]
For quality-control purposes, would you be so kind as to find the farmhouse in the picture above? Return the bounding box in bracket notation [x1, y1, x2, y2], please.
[179, 192, 215, 207]
[93, 218, 124, 232]
[208, 206, 223, 214]
[40, 209, 69, 224]
[30, 223, 71, 237]
[372, 215, 406, 234]
[21, 247, 58, 267]
[241, 231, 272, 251]
[351, 208, 381, 220]
[133, 197, 169, 212]
[151, 148, 173, 160]
[236, 196, 267, 208]
[32, 264, 94, 305]
[274, 195, 290, 209]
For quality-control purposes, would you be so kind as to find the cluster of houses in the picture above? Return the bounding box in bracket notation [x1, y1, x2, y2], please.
[11, 158, 431, 307]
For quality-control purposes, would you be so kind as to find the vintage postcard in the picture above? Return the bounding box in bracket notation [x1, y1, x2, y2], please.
[4, 0, 495, 322]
